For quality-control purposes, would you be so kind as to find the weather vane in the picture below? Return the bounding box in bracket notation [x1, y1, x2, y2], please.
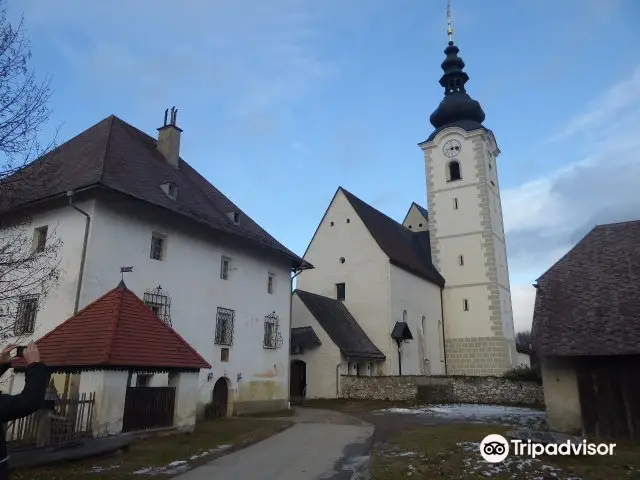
[120, 266, 133, 281]
[447, 0, 454, 42]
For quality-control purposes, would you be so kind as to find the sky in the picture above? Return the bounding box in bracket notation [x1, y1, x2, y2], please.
[6, 0, 640, 333]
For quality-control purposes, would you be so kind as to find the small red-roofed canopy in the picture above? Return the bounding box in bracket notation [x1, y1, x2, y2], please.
[13, 280, 211, 373]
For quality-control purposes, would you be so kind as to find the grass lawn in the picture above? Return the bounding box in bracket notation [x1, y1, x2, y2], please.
[12, 418, 293, 480]
[372, 424, 640, 480]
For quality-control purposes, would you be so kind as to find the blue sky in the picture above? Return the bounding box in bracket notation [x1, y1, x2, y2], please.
[8, 0, 640, 332]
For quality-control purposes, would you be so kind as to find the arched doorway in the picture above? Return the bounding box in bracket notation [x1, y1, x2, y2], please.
[290, 360, 306, 405]
[211, 377, 229, 418]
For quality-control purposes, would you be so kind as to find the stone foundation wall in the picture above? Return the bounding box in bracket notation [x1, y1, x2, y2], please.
[340, 375, 544, 407]
[445, 337, 513, 375]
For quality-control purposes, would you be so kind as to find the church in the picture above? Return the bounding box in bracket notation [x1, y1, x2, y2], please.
[290, 29, 518, 400]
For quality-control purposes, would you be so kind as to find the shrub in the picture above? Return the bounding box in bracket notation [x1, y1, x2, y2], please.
[503, 365, 542, 384]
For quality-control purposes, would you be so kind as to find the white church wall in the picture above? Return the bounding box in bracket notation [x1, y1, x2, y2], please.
[296, 190, 392, 371]
[434, 233, 489, 286]
[389, 264, 445, 375]
[402, 204, 429, 232]
[428, 185, 483, 238]
[290, 294, 343, 399]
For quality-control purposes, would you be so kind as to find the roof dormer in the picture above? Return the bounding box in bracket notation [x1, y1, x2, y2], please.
[160, 182, 178, 200]
[227, 210, 240, 224]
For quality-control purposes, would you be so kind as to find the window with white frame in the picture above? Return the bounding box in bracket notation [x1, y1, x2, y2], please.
[220, 256, 231, 280]
[267, 273, 274, 294]
[33, 226, 48, 253]
[215, 307, 234, 346]
[150, 233, 167, 261]
[15, 294, 38, 334]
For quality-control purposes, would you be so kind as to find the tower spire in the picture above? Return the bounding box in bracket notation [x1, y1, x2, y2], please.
[447, 0, 454, 42]
[426, 1, 486, 138]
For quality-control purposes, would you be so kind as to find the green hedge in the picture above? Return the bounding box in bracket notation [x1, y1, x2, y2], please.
[502, 365, 542, 384]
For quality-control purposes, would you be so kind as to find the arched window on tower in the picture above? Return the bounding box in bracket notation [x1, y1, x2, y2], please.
[448, 160, 462, 181]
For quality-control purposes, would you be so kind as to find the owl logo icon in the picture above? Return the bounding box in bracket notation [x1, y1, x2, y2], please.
[480, 434, 510, 463]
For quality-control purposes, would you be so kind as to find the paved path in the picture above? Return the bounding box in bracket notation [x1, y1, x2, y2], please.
[175, 408, 373, 480]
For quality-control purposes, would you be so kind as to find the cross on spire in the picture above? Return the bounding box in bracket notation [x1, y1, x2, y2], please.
[447, 0, 454, 42]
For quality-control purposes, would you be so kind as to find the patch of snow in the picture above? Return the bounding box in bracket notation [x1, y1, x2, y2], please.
[382, 408, 424, 415]
[392, 451, 417, 457]
[188, 444, 232, 460]
[377, 404, 547, 429]
[89, 464, 120, 473]
[456, 441, 577, 479]
[339, 454, 370, 479]
[133, 444, 232, 476]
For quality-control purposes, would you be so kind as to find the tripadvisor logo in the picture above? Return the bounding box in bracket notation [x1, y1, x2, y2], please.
[480, 434, 616, 462]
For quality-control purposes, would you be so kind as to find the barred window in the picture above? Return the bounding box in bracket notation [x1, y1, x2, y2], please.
[143, 286, 172, 326]
[15, 295, 38, 334]
[263, 312, 282, 349]
[215, 307, 235, 346]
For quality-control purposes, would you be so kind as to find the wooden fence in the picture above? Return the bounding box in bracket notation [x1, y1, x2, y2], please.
[6, 392, 95, 450]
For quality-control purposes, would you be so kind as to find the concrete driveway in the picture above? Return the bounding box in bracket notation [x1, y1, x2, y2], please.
[175, 408, 373, 480]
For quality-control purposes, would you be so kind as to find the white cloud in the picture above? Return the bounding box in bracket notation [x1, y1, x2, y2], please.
[544, 65, 640, 144]
[511, 285, 536, 333]
[505, 64, 640, 329]
[17, 1, 335, 120]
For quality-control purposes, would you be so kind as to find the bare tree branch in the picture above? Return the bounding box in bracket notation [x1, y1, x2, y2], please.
[0, 1, 61, 342]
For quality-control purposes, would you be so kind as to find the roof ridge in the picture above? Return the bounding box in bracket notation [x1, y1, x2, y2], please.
[108, 115, 301, 262]
[295, 289, 385, 359]
[340, 187, 407, 231]
[538, 219, 640, 283]
[98, 115, 117, 184]
[595, 219, 640, 229]
[104, 287, 126, 363]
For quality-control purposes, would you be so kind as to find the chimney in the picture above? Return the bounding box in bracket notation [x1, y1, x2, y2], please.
[157, 106, 182, 168]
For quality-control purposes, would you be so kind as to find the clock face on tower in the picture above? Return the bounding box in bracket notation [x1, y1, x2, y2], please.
[443, 139, 462, 158]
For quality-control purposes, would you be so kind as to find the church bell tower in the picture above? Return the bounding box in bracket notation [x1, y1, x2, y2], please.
[418, 2, 517, 375]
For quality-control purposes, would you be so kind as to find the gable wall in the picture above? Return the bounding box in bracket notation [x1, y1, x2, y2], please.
[296, 190, 393, 371]
[402, 205, 429, 232]
[290, 294, 343, 399]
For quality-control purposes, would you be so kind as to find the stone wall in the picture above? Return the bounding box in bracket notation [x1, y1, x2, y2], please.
[340, 375, 544, 407]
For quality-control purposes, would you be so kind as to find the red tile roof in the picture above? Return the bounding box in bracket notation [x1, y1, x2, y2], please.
[13, 281, 211, 371]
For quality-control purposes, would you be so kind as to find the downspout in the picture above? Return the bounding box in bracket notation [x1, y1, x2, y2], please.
[67, 191, 91, 314]
[440, 286, 448, 375]
[288, 266, 305, 408]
